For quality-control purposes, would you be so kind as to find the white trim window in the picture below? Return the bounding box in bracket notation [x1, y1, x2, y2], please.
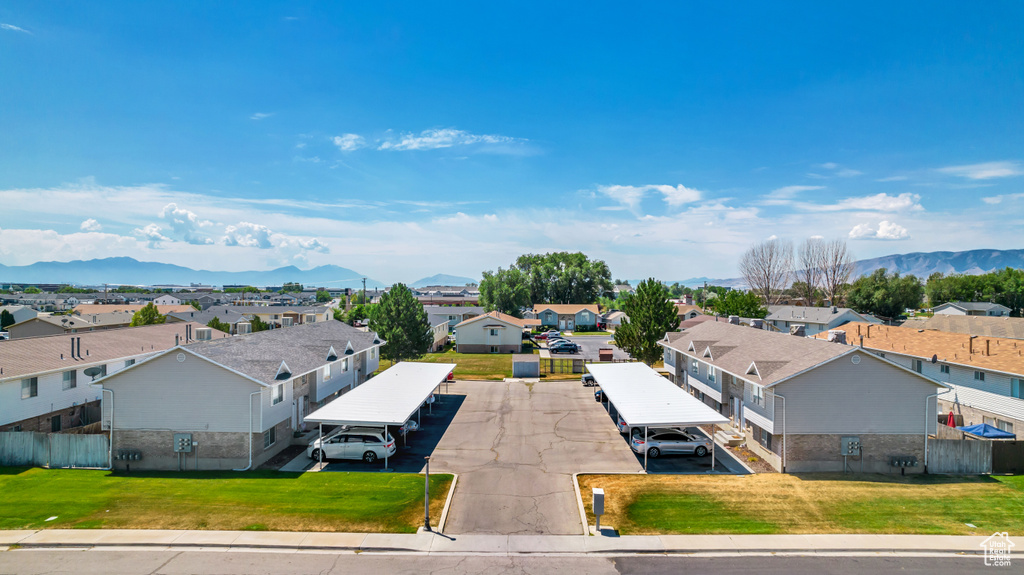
[913, 360, 922, 373]
[62, 370, 77, 390]
[263, 427, 276, 449]
[489, 329, 499, 336]
[124, 359, 136, 368]
[751, 385, 765, 408]
[342, 358, 350, 372]
[1012, 378, 1022, 399]
[940, 364, 949, 374]
[324, 364, 332, 380]
[690, 359, 699, 375]
[708, 367, 717, 383]
[21, 377, 38, 399]
[974, 371, 986, 382]
[272, 384, 284, 405]
[490, 345, 499, 353]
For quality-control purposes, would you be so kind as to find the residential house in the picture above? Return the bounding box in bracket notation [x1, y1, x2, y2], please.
[5, 311, 136, 338]
[166, 308, 251, 334]
[766, 305, 880, 337]
[153, 294, 182, 306]
[601, 310, 629, 330]
[204, 305, 332, 328]
[532, 304, 599, 331]
[424, 305, 485, 330]
[73, 304, 197, 316]
[613, 284, 634, 296]
[0, 305, 38, 327]
[1, 322, 222, 433]
[96, 320, 383, 471]
[933, 301, 1011, 317]
[660, 321, 945, 473]
[817, 322, 1024, 436]
[675, 304, 703, 323]
[455, 311, 540, 353]
[429, 321, 449, 352]
[902, 314, 1024, 341]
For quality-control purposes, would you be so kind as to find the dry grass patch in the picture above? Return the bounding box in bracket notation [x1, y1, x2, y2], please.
[578, 473, 1024, 535]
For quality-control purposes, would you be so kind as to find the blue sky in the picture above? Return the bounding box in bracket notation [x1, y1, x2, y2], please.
[2, 3, 1023, 283]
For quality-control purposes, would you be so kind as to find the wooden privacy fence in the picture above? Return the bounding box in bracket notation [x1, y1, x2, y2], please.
[0, 431, 108, 468]
[992, 441, 1024, 475]
[927, 438, 992, 474]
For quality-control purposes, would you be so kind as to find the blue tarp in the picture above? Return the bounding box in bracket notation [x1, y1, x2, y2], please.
[957, 423, 1017, 439]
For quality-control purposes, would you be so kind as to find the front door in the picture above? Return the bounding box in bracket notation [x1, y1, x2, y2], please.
[567, 318, 574, 330]
[559, 319, 566, 330]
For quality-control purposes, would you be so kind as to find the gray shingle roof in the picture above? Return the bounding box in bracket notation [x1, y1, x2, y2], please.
[935, 301, 1011, 312]
[766, 305, 863, 325]
[167, 308, 249, 325]
[184, 320, 379, 385]
[661, 321, 850, 386]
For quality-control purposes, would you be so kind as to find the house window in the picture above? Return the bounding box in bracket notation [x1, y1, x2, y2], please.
[1012, 379, 1022, 399]
[757, 426, 772, 450]
[490, 345, 499, 353]
[324, 364, 332, 380]
[124, 359, 135, 368]
[9, 425, 21, 432]
[690, 359, 699, 375]
[272, 384, 284, 405]
[708, 368, 717, 383]
[62, 370, 77, 390]
[998, 420, 1014, 434]
[263, 427, 276, 449]
[975, 371, 986, 382]
[940, 365, 950, 374]
[752, 385, 765, 408]
[21, 378, 38, 399]
[581, 312, 589, 320]
[879, 353, 885, 358]
[913, 360, 922, 373]
[51, 416, 62, 433]
[342, 358, 349, 372]
[490, 329, 498, 336]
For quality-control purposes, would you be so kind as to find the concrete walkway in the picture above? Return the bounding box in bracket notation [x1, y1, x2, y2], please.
[0, 529, 994, 555]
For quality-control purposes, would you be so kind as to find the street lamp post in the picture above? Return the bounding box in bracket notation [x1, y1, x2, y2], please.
[424, 456, 431, 532]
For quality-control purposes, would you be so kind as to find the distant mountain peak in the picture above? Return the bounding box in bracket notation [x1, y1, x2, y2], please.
[411, 273, 478, 288]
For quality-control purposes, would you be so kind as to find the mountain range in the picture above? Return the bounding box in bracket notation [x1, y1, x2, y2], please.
[0, 257, 386, 289]
[667, 248, 1024, 289]
[410, 274, 478, 288]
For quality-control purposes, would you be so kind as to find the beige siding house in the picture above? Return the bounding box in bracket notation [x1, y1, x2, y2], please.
[96, 320, 383, 471]
[661, 322, 946, 473]
[455, 311, 540, 354]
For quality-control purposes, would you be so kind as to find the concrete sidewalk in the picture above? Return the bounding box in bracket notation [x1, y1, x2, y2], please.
[0, 529, 993, 555]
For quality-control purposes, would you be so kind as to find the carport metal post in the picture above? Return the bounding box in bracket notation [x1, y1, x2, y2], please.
[644, 426, 648, 472]
[384, 424, 390, 471]
[712, 434, 716, 472]
[318, 422, 323, 470]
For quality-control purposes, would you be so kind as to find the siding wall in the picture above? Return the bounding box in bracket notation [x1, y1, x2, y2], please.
[776, 352, 939, 435]
[101, 351, 269, 433]
[456, 320, 521, 352]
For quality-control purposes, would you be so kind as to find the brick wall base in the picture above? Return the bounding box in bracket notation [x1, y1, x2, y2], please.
[781, 433, 926, 474]
[5, 400, 101, 433]
[456, 344, 520, 354]
[111, 419, 291, 471]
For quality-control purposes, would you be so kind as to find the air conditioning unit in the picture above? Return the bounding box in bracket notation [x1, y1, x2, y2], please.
[196, 327, 213, 341]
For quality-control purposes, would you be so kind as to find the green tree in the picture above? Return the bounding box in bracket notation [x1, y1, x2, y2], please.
[248, 315, 270, 332]
[925, 268, 1024, 316]
[344, 303, 375, 326]
[613, 278, 681, 366]
[189, 300, 202, 311]
[368, 283, 431, 364]
[282, 282, 304, 293]
[706, 290, 768, 318]
[845, 268, 924, 321]
[1, 309, 15, 330]
[207, 317, 231, 333]
[316, 290, 332, 303]
[479, 267, 531, 317]
[24, 286, 42, 294]
[513, 252, 613, 304]
[130, 302, 165, 326]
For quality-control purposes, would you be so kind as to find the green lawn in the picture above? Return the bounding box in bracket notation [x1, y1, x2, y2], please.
[0, 467, 452, 533]
[579, 473, 1024, 535]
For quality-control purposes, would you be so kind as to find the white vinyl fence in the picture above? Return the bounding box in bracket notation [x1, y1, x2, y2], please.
[0, 431, 108, 468]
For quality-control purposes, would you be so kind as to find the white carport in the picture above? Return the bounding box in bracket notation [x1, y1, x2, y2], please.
[586, 362, 730, 472]
[305, 361, 456, 470]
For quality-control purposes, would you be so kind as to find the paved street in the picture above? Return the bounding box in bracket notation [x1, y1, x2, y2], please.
[0, 549, 986, 575]
[429, 380, 642, 534]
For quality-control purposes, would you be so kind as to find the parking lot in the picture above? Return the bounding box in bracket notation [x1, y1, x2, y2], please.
[540, 334, 632, 361]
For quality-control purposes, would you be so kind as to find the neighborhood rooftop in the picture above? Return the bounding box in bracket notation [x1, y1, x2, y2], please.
[766, 305, 863, 324]
[660, 321, 851, 386]
[817, 322, 1024, 376]
[455, 310, 540, 329]
[183, 320, 381, 385]
[901, 314, 1024, 340]
[0, 322, 222, 381]
[532, 303, 598, 314]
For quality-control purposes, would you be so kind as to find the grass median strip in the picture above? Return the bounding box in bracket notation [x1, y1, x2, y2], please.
[578, 473, 1024, 535]
[0, 467, 452, 533]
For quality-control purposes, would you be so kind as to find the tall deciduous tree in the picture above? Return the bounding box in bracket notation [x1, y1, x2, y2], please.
[613, 278, 680, 366]
[369, 283, 431, 364]
[479, 267, 531, 317]
[207, 317, 231, 333]
[706, 290, 768, 318]
[249, 315, 269, 332]
[316, 290, 332, 303]
[796, 238, 824, 305]
[189, 300, 202, 311]
[513, 252, 613, 304]
[739, 239, 793, 305]
[820, 239, 855, 305]
[845, 268, 923, 321]
[130, 302, 165, 326]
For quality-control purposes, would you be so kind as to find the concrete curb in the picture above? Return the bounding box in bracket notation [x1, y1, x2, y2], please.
[437, 473, 458, 533]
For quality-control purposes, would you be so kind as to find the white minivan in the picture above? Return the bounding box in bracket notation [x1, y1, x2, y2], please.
[307, 427, 396, 464]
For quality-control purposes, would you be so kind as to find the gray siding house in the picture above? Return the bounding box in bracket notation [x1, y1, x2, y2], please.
[766, 305, 880, 337]
[661, 322, 945, 473]
[97, 320, 382, 471]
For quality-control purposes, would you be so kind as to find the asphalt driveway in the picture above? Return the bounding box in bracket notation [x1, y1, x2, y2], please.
[429, 379, 642, 535]
[543, 334, 632, 361]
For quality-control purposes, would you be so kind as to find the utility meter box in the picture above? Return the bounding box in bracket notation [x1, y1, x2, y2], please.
[174, 433, 193, 453]
[840, 436, 861, 456]
[592, 488, 605, 516]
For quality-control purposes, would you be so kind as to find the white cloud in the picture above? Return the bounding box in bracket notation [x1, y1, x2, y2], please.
[797, 193, 922, 212]
[133, 223, 171, 248]
[820, 162, 838, 170]
[1, 23, 30, 34]
[653, 184, 702, 207]
[159, 203, 213, 245]
[983, 192, 1024, 205]
[876, 175, 909, 182]
[848, 220, 910, 240]
[814, 163, 862, 178]
[597, 185, 647, 211]
[377, 128, 520, 151]
[249, 112, 273, 120]
[80, 219, 102, 232]
[597, 183, 702, 211]
[938, 161, 1023, 180]
[332, 134, 365, 152]
[222, 222, 328, 256]
[759, 185, 824, 205]
[836, 168, 863, 178]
